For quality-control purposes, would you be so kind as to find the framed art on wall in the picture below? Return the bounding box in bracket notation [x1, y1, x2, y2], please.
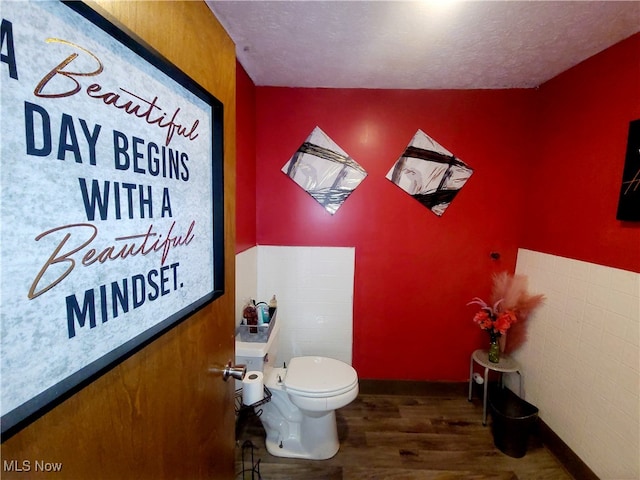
[281, 126, 367, 215]
[616, 119, 640, 221]
[386, 129, 473, 216]
[0, 1, 224, 437]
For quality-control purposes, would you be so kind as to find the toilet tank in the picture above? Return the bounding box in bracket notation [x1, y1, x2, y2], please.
[235, 314, 280, 373]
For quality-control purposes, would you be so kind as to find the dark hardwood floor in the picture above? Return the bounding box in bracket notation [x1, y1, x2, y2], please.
[234, 382, 574, 480]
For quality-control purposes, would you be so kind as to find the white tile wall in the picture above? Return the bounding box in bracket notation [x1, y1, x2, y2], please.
[257, 246, 355, 366]
[507, 249, 639, 480]
[235, 246, 355, 366]
[235, 247, 258, 325]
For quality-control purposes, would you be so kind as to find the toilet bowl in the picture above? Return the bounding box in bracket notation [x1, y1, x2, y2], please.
[235, 316, 358, 459]
[259, 356, 358, 459]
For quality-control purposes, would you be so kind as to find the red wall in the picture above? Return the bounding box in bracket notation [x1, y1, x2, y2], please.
[521, 33, 640, 271]
[236, 63, 257, 253]
[236, 34, 639, 381]
[254, 88, 536, 380]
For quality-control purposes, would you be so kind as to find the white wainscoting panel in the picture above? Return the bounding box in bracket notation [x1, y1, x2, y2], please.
[508, 248, 639, 480]
[235, 246, 258, 327]
[257, 246, 355, 366]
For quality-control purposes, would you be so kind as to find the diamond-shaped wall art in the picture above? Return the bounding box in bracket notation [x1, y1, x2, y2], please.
[282, 126, 367, 215]
[386, 129, 473, 216]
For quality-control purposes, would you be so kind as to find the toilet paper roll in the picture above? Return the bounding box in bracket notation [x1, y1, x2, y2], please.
[242, 371, 264, 406]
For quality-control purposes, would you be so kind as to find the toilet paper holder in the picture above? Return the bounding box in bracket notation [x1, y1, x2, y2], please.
[235, 385, 272, 414]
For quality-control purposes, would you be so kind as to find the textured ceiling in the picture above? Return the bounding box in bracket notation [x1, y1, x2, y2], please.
[207, 0, 640, 89]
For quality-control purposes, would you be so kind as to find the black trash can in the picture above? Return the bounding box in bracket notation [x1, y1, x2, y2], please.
[489, 386, 539, 458]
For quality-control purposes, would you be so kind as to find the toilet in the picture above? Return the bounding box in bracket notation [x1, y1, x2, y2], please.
[236, 318, 358, 460]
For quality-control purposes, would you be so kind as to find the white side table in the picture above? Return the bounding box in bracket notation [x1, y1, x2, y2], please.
[467, 349, 522, 425]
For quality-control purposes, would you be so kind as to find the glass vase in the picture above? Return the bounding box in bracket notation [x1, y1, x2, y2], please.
[488, 339, 500, 363]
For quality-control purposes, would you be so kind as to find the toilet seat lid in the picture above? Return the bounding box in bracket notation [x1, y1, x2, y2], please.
[284, 356, 358, 397]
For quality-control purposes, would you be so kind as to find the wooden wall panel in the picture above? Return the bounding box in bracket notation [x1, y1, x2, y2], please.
[1, 2, 237, 479]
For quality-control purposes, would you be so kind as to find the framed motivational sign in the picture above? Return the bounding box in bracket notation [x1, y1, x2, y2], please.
[0, 1, 224, 436]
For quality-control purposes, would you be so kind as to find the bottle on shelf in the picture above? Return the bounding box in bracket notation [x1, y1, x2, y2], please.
[243, 299, 258, 333]
[268, 295, 277, 320]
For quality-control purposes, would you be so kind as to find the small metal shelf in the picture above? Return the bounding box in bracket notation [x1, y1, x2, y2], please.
[236, 310, 277, 343]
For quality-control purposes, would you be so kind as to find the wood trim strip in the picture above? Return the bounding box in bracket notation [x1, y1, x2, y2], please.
[537, 418, 600, 480]
[359, 379, 469, 396]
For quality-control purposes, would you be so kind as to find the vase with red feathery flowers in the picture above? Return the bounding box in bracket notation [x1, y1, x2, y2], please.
[469, 298, 517, 363]
[468, 272, 546, 363]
